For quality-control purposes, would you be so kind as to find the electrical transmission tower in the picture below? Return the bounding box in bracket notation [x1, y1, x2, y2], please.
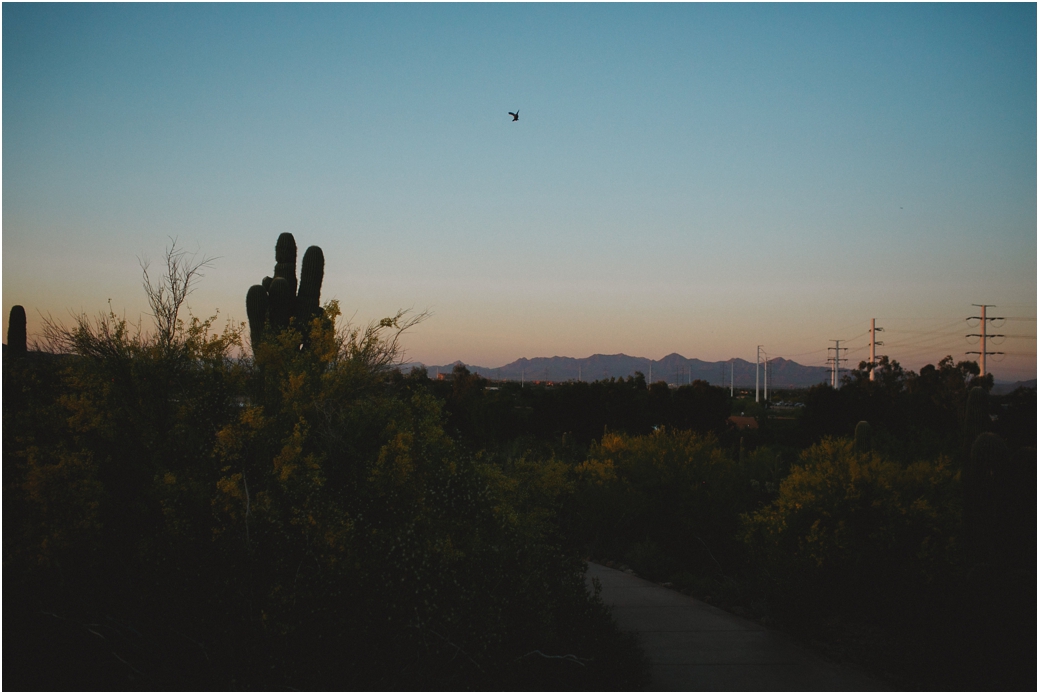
[966, 304, 1004, 377]
[755, 345, 764, 402]
[764, 355, 770, 402]
[869, 318, 884, 382]
[827, 340, 847, 388]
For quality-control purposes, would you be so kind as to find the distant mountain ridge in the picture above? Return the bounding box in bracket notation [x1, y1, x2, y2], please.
[991, 379, 1036, 395]
[407, 352, 834, 388]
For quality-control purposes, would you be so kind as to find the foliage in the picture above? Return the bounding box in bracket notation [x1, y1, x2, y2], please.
[9, 242, 1033, 691]
[4, 248, 646, 690]
[794, 355, 998, 463]
[425, 369, 730, 453]
[741, 438, 961, 619]
[574, 428, 748, 580]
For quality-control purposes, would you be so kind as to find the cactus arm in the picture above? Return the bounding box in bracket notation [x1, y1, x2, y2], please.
[274, 233, 299, 297]
[297, 246, 325, 323]
[246, 285, 269, 351]
[275, 233, 297, 264]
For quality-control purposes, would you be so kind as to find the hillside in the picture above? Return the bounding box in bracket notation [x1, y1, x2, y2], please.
[411, 353, 833, 388]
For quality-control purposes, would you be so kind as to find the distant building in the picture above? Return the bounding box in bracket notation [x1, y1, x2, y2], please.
[727, 416, 758, 430]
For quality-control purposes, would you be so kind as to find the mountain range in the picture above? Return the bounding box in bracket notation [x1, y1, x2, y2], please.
[407, 353, 835, 389]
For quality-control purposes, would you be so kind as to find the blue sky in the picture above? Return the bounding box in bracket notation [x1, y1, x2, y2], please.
[4, 3, 1036, 380]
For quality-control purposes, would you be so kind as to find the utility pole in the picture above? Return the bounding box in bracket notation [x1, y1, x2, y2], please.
[648, 360, 653, 383]
[966, 304, 1004, 377]
[764, 356, 769, 402]
[755, 346, 763, 402]
[828, 340, 847, 389]
[869, 318, 884, 382]
[730, 359, 734, 397]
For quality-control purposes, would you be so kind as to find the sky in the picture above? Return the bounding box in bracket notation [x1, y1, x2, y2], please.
[3, 3, 1036, 381]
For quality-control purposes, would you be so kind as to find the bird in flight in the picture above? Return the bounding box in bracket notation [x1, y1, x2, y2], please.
[508, 110, 519, 121]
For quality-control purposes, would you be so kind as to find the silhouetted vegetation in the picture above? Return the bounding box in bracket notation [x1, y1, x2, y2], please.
[5, 249, 1034, 690]
[418, 364, 729, 452]
[7, 304, 27, 355]
[4, 248, 648, 691]
[408, 355, 1034, 690]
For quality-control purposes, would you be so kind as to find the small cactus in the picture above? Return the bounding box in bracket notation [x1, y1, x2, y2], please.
[854, 420, 872, 454]
[7, 305, 27, 355]
[246, 233, 326, 351]
[968, 432, 1010, 487]
[964, 386, 989, 444]
[965, 431, 1012, 560]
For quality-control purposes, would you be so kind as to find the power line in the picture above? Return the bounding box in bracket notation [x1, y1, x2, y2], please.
[966, 304, 1004, 377]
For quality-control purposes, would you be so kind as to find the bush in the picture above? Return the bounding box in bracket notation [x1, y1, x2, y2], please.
[741, 437, 961, 621]
[574, 428, 748, 580]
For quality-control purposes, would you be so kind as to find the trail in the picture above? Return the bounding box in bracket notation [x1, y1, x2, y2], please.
[586, 563, 886, 691]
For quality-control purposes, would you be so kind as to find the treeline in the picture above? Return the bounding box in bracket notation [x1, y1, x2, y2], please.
[416, 365, 728, 448]
[795, 355, 1035, 459]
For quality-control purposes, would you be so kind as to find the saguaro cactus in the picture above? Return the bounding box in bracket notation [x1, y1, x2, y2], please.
[964, 386, 990, 444]
[7, 305, 27, 355]
[965, 431, 1011, 560]
[247, 233, 325, 350]
[854, 420, 872, 454]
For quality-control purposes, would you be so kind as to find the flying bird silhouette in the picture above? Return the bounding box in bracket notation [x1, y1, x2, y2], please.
[508, 110, 519, 121]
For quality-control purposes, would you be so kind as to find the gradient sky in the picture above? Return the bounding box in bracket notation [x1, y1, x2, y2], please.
[4, 3, 1036, 381]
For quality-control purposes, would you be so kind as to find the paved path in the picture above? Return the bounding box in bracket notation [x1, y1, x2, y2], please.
[586, 563, 886, 691]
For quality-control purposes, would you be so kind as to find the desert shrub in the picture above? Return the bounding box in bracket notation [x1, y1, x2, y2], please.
[574, 428, 748, 580]
[741, 437, 961, 621]
[5, 269, 646, 689]
[207, 305, 648, 689]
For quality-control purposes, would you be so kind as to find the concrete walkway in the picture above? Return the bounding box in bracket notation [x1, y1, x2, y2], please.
[586, 563, 886, 691]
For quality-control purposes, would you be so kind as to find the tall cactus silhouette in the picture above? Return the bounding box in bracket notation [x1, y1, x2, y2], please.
[247, 233, 325, 351]
[965, 431, 1011, 561]
[853, 420, 872, 454]
[7, 305, 27, 355]
[964, 386, 989, 444]
[296, 246, 325, 325]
